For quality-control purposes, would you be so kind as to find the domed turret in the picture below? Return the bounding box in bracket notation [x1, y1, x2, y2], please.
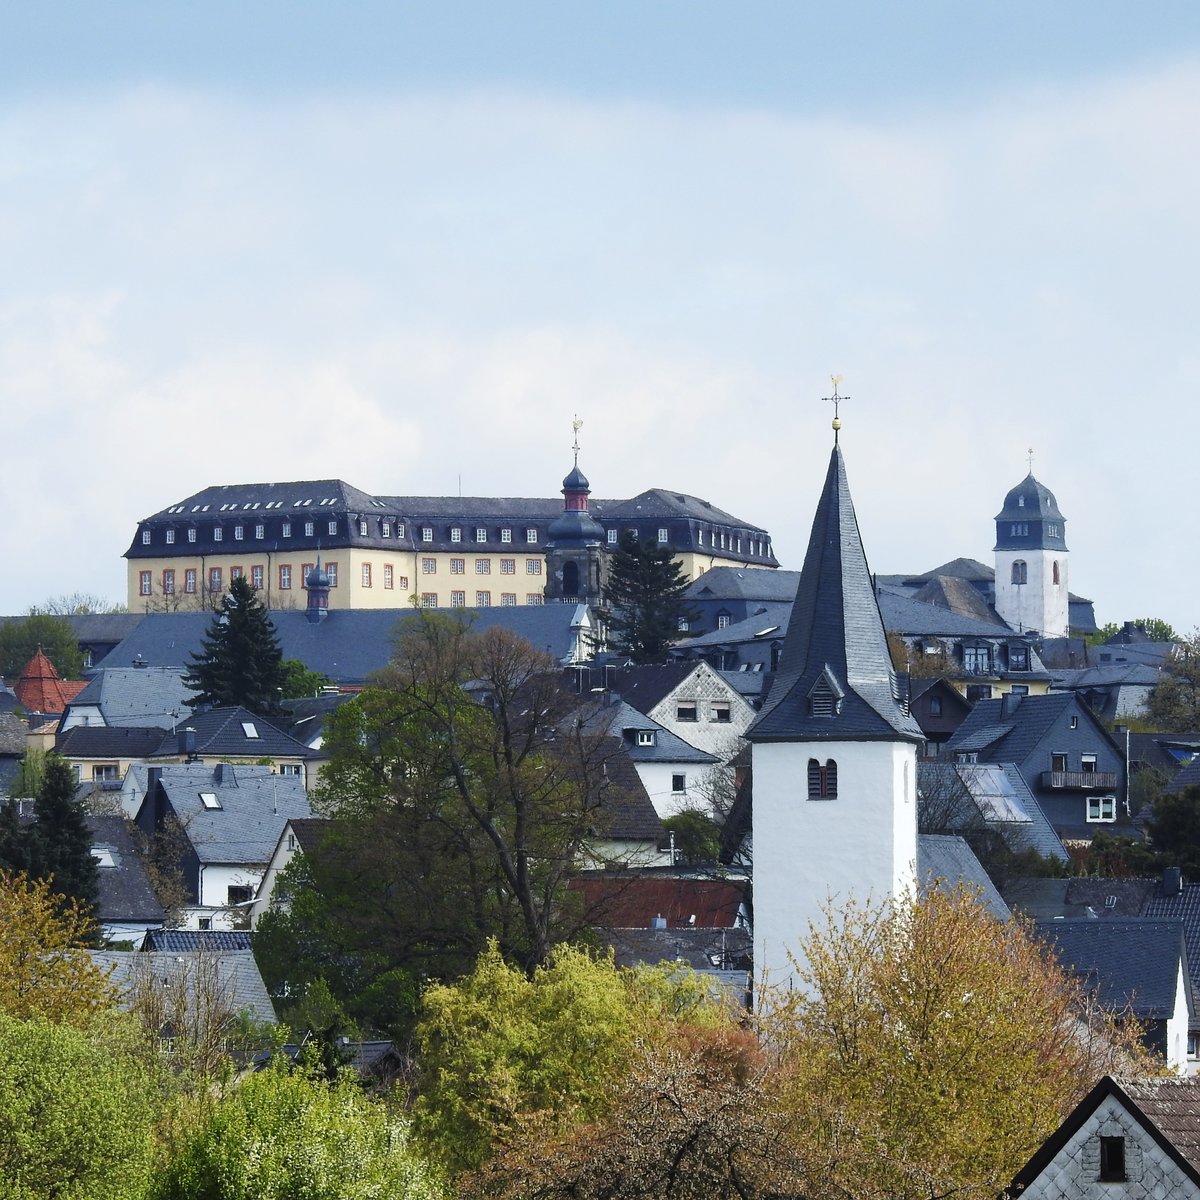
[545, 416, 608, 604]
[305, 557, 330, 623]
[994, 473, 1067, 550]
[994, 466, 1069, 637]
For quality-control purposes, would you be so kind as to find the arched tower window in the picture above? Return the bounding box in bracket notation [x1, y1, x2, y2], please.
[807, 758, 838, 799]
[1011, 560, 1027, 585]
[1052, 560, 1060, 585]
[562, 560, 580, 597]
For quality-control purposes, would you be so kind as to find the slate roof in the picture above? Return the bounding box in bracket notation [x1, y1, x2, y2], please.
[676, 607, 792, 648]
[686, 567, 801, 603]
[917, 834, 1011, 918]
[58, 725, 170, 759]
[151, 706, 325, 761]
[910, 574, 1005, 624]
[92, 949, 276, 1025]
[88, 815, 166, 925]
[575, 697, 716, 765]
[749, 446, 923, 743]
[1143, 882, 1200, 993]
[877, 591, 1014, 638]
[1011, 1076, 1200, 1194]
[597, 925, 752, 973]
[143, 929, 253, 952]
[153, 764, 313, 865]
[278, 694, 355, 745]
[0, 711, 25, 756]
[588, 739, 665, 842]
[67, 666, 193, 729]
[1034, 918, 1189, 1019]
[1003, 877, 1159, 921]
[1164, 755, 1200, 795]
[608, 663, 705, 715]
[100, 606, 589, 684]
[946, 692, 1119, 763]
[570, 875, 747, 929]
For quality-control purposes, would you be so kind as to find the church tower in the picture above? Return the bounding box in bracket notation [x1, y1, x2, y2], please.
[747, 419, 924, 994]
[544, 418, 607, 605]
[993, 471, 1069, 638]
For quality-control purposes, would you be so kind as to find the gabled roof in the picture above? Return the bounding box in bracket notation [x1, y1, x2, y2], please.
[946, 692, 1119, 764]
[0, 711, 25, 756]
[877, 591, 1013, 638]
[153, 763, 313, 865]
[608, 663, 707, 715]
[57, 725, 169, 759]
[570, 875, 747, 928]
[685, 567, 800, 603]
[1164, 755, 1200, 795]
[1143, 882, 1200, 992]
[749, 445, 923, 743]
[67, 666, 193, 729]
[1035, 918, 1190, 1020]
[1011, 1075, 1200, 1194]
[917, 834, 1010, 918]
[910, 574, 1004, 624]
[588, 738, 665, 843]
[151, 706, 325, 761]
[88, 815, 166, 925]
[575, 697, 717, 764]
[143, 929, 253, 952]
[674, 605, 792, 648]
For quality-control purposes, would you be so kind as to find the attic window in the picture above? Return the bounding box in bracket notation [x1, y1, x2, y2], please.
[1098, 1136, 1126, 1182]
[199, 792, 222, 810]
[809, 678, 837, 717]
[677, 704, 698, 722]
[241, 722, 260, 738]
[637, 730, 656, 746]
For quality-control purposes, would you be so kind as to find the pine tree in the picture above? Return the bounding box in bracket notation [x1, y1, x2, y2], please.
[603, 532, 700, 663]
[184, 575, 287, 716]
[28, 755, 98, 915]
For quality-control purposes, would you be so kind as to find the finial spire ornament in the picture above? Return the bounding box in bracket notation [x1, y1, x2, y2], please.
[1027, 447, 1035, 474]
[823, 375, 848, 444]
[571, 414, 583, 466]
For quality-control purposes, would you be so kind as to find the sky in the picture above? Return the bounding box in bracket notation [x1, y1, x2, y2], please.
[3, 2, 1200, 631]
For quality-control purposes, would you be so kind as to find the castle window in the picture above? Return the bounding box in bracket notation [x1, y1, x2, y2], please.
[279, 565, 291, 589]
[1011, 560, 1027, 585]
[526, 528, 538, 544]
[1098, 1136, 1126, 1182]
[476, 590, 491, 607]
[326, 563, 338, 586]
[383, 565, 393, 589]
[608, 529, 618, 545]
[166, 528, 175, 544]
[142, 529, 151, 545]
[526, 593, 543, 605]
[717, 613, 730, 629]
[451, 527, 462, 542]
[213, 526, 223, 542]
[422, 527, 433, 542]
[527, 560, 542, 575]
[327, 521, 337, 536]
[139, 571, 152, 596]
[420, 593, 437, 608]
[476, 559, 490, 574]
[658, 528, 669, 544]
[501, 559, 515, 574]
[358, 519, 368, 536]
[234, 525, 244, 541]
[475, 527, 487, 543]
[209, 567, 222, 592]
[382, 522, 391, 538]
[451, 590, 466, 608]
[501, 592, 516, 606]
[422, 558, 437, 574]
[232, 566, 244, 581]
[361, 563, 372, 588]
[501, 528, 512, 543]
[305, 521, 314, 537]
[188, 528, 197, 542]
[451, 558, 464, 574]
[807, 758, 837, 799]
[251, 565, 263, 589]
[1010, 522, 1028, 537]
[255, 524, 264, 539]
[1052, 560, 1061, 585]
[185, 569, 196, 594]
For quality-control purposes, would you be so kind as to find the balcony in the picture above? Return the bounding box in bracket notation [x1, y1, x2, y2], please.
[1041, 770, 1119, 791]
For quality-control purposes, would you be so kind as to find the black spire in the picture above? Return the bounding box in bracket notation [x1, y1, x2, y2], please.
[748, 445, 922, 742]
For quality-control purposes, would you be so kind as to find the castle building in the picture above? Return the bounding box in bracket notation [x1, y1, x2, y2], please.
[993, 473, 1070, 638]
[747, 430, 924, 993]
[124, 475, 776, 612]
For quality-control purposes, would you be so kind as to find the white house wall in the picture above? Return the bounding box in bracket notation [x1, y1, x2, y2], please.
[753, 738, 918, 995]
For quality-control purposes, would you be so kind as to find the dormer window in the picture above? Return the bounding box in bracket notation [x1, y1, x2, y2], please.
[451, 527, 462, 542]
[234, 525, 244, 540]
[141, 529, 151, 544]
[382, 522, 391, 538]
[637, 730, 656, 746]
[1018, 495, 1025, 507]
[358, 519, 368, 536]
[475, 527, 487, 543]
[527, 528, 538, 544]
[188, 528, 197, 543]
[809, 677, 838, 717]
[422, 527, 433, 543]
[213, 526, 223, 542]
[165, 529, 175, 544]
[304, 521, 314, 537]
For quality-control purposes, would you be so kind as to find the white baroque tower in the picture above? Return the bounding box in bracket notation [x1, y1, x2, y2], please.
[993, 473, 1069, 638]
[747, 432, 924, 996]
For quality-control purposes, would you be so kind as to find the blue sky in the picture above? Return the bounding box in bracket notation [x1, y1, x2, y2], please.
[4, 3, 1200, 631]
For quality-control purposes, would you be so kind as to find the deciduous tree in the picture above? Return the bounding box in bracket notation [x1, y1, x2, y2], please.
[763, 887, 1158, 1200]
[0, 611, 84, 681]
[0, 871, 117, 1026]
[1146, 629, 1200, 731]
[184, 574, 287, 716]
[603, 532, 699, 663]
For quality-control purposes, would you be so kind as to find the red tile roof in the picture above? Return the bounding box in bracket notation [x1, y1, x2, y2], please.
[571, 876, 747, 929]
[14, 649, 86, 716]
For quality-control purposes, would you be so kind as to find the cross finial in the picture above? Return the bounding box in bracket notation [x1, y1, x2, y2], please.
[823, 375, 848, 444]
[571, 415, 583, 466]
[1027, 447, 1035, 473]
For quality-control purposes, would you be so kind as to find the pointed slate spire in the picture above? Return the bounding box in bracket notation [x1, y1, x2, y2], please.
[748, 445, 923, 742]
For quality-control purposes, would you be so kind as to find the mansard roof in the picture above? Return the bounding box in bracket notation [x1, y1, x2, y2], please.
[996, 472, 1066, 523]
[748, 446, 923, 743]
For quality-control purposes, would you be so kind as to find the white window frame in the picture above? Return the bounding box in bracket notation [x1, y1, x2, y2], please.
[501, 528, 512, 543]
[1087, 795, 1116, 823]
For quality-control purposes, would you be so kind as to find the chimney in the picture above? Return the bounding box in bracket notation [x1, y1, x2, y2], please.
[1000, 692, 1024, 719]
[650, 914, 667, 930]
[1163, 866, 1184, 897]
[177, 727, 196, 757]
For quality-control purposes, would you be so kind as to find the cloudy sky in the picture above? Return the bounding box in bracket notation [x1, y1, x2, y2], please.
[4, 2, 1200, 630]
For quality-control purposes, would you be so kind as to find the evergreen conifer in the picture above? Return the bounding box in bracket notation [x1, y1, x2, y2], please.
[28, 755, 98, 915]
[603, 532, 700, 663]
[184, 575, 287, 716]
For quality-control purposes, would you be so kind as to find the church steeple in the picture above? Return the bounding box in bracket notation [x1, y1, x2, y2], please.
[749, 444, 922, 743]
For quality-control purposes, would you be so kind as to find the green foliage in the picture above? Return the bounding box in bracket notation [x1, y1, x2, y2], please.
[603, 532, 700, 663]
[413, 942, 723, 1174]
[1088, 617, 1178, 646]
[0, 871, 115, 1026]
[1071, 830, 1162, 878]
[0, 612, 84, 681]
[34, 593, 126, 616]
[1146, 630, 1200, 732]
[0, 1010, 158, 1199]
[28, 754, 98, 913]
[184, 575, 287, 717]
[281, 658, 328, 699]
[157, 1066, 445, 1200]
[663, 808, 721, 864]
[1145, 784, 1200, 877]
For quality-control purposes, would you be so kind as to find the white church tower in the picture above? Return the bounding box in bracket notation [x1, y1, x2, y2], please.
[993, 472, 1069, 638]
[747, 421, 924, 995]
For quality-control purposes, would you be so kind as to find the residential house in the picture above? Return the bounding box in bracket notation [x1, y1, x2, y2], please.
[249, 816, 327, 929]
[133, 762, 313, 931]
[61, 665, 194, 731]
[1009, 1075, 1200, 1198]
[57, 725, 170, 791]
[944, 691, 1127, 842]
[909, 678, 972, 747]
[1035, 919, 1193, 1072]
[87, 814, 165, 948]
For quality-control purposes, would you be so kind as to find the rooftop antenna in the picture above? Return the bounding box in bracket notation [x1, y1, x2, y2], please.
[571, 414, 583, 466]
[823, 375, 848, 444]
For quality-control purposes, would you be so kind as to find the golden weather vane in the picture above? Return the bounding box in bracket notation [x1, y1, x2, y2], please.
[1027, 447, 1035, 473]
[571, 414, 583, 465]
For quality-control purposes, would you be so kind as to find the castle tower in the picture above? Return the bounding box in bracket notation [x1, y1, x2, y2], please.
[305, 559, 330, 623]
[545, 418, 607, 605]
[747, 429, 924, 995]
[993, 472, 1069, 637]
